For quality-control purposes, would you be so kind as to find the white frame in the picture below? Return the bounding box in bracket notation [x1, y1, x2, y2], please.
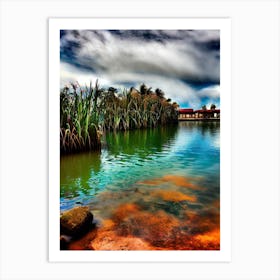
[49, 18, 231, 262]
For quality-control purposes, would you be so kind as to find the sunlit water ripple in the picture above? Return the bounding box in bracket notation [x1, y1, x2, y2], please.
[60, 121, 220, 210]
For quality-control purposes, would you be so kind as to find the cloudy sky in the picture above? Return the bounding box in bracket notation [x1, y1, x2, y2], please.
[60, 30, 220, 109]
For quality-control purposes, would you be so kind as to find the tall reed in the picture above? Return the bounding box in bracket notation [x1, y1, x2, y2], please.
[60, 80, 178, 154]
[60, 81, 101, 154]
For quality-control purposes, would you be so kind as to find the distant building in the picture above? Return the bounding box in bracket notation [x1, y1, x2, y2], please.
[178, 108, 195, 119]
[178, 108, 220, 120]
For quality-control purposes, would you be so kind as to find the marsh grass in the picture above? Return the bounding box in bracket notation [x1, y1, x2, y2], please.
[60, 80, 178, 154]
[60, 80, 102, 154]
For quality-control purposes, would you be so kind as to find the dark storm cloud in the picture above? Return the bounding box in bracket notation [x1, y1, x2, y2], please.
[60, 29, 220, 108]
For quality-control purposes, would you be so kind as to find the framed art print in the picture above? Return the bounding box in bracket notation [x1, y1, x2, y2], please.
[49, 18, 231, 262]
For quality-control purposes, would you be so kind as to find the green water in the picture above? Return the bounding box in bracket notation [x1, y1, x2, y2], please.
[60, 121, 220, 211]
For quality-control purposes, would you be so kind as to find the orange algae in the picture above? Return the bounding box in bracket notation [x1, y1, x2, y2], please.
[212, 199, 220, 209]
[90, 232, 153, 250]
[111, 203, 181, 248]
[68, 202, 220, 250]
[101, 219, 115, 229]
[138, 174, 203, 190]
[112, 203, 141, 220]
[194, 229, 220, 243]
[90, 203, 180, 250]
[68, 244, 85, 250]
[66, 184, 219, 250]
[191, 229, 220, 250]
[162, 175, 203, 190]
[151, 189, 197, 202]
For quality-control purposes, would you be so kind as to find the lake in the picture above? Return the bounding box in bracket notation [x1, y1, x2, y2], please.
[60, 121, 220, 250]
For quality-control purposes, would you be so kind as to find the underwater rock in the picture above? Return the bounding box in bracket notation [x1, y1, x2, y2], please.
[60, 206, 94, 237]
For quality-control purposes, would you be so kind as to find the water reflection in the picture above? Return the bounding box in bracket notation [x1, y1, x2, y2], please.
[60, 151, 102, 207]
[105, 125, 178, 157]
[61, 122, 219, 208]
[60, 125, 178, 209]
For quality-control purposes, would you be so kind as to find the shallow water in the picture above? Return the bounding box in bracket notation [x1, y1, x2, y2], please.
[60, 121, 220, 250]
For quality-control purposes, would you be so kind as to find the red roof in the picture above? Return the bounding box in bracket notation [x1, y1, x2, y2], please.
[195, 109, 220, 113]
[178, 108, 194, 114]
[179, 108, 220, 114]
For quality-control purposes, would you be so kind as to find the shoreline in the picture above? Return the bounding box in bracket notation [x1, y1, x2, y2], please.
[178, 118, 220, 121]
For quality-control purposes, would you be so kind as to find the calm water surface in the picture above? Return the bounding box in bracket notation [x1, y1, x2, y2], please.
[60, 121, 220, 250]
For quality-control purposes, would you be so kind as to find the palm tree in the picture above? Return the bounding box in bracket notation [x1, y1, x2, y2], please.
[147, 87, 153, 95]
[210, 104, 216, 110]
[155, 88, 165, 99]
[139, 83, 148, 95]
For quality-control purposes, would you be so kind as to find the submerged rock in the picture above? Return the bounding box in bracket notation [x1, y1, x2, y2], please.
[60, 206, 94, 237]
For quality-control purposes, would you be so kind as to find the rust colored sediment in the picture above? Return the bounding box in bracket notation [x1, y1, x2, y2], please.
[138, 174, 204, 190]
[65, 176, 219, 250]
[151, 189, 197, 202]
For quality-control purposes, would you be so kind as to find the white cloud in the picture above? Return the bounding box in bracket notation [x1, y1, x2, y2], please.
[197, 85, 220, 99]
[60, 62, 110, 87]
[60, 30, 220, 107]
[60, 62, 197, 104]
[61, 30, 220, 83]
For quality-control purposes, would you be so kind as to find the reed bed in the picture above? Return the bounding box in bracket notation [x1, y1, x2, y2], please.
[60, 80, 179, 154]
